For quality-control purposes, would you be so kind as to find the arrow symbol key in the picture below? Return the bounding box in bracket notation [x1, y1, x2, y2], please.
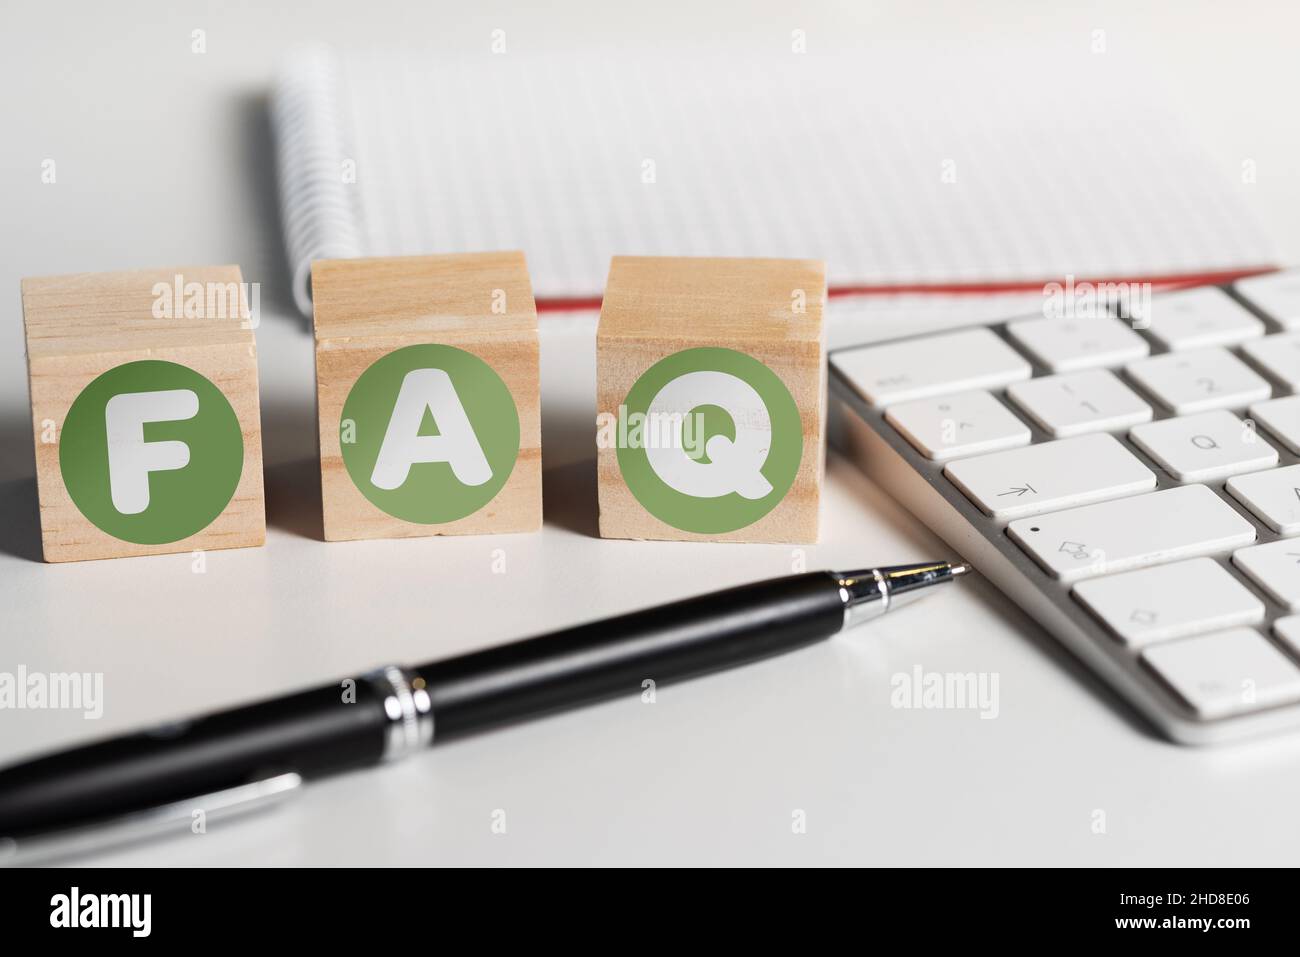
[998, 482, 1037, 497]
[1058, 541, 1092, 560]
[942, 432, 1155, 520]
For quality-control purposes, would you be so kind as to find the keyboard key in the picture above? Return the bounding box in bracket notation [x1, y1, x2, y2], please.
[1134, 287, 1266, 350]
[1129, 410, 1277, 483]
[1073, 557, 1264, 647]
[1226, 464, 1300, 534]
[1141, 628, 1300, 719]
[1236, 269, 1300, 330]
[1125, 348, 1271, 414]
[883, 390, 1030, 461]
[1241, 332, 1300, 390]
[943, 432, 1154, 520]
[1004, 315, 1148, 372]
[1274, 616, 1300, 656]
[1233, 540, 1300, 610]
[832, 328, 1031, 408]
[1249, 395, 1300, 454]
[1006, 369, 1151, 438]
[1008, 485, 1256, 583]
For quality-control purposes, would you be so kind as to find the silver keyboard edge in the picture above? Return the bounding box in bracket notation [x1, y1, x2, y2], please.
[828, 286, 1300, 746]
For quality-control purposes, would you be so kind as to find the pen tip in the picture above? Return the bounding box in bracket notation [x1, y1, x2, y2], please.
[834, 559, 971, 628]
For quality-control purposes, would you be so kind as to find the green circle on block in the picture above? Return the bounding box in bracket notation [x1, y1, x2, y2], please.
[60, 360, 244, 544]
[339, 344, 520, 524]
[616, 347, 802, 534]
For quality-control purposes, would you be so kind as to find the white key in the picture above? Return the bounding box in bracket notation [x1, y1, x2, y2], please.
[1006, 369, 1152, 438]
[943, 432, 1154, 520]
[1135, 286, 1265, 350]
[1073, 557, 1264, 647]
[1008, 485, 1256, 583]
[1233, 540, 1300, 611]
[1129, 410, 1277, 483]
[1236, 269, 1300, 330]
[884, 390, 1030, 461]
[832, 328, 1031, 408]
[1274, 616, 1300, 657]
[1004, 315, 1148, 372]
[1250, 395, 1300, 454]
[1125, 348, 1271, 414]
[1226, 465, 1300, 534]
[1141, 628, 1300, 719]
[1241, 332, 1300, 390]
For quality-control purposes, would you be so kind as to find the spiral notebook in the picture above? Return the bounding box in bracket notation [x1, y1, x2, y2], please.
[270, 44, 1276, 325]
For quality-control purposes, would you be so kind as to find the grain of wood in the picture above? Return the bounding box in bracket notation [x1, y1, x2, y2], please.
[22, 265, 265, 562]
[312, 252, 542, 542]
[596, 256, 826, 544]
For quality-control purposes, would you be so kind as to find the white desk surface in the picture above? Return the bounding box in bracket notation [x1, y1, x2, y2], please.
[4, 1, 1300, 866]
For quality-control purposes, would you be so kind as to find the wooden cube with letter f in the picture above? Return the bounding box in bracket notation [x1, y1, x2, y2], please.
[22, 265, 265, 562]
[312, 252, 542, 542]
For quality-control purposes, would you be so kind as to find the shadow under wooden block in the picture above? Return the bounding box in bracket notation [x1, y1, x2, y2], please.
[542, 458, 598, 538]
[21, 266, 266, 562]
[311, 252, 542, 542]
[264, 457, 325, 541]
[0, 477, 43, 562]
[596, 256, 827, 544]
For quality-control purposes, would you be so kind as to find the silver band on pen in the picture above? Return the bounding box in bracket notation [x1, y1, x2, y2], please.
[364, 665, 435, 759]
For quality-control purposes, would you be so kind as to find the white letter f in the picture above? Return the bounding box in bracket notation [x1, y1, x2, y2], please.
[104, 389, 200, 514]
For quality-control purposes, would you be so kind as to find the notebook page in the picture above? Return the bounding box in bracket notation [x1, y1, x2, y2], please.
[273, 45, 1275, 317]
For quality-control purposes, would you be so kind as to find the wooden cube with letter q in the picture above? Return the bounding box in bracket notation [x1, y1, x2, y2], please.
[21, 265, 266, 562]
[312, 252, 542, 542]
[596, 255, 826, 544]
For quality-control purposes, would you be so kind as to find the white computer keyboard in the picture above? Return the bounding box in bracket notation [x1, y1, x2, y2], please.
[829, 270, 1300, 744]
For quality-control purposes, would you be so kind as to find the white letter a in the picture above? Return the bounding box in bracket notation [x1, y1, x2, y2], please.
[105, 389, 199, 514]
[370, 369, 492, 489]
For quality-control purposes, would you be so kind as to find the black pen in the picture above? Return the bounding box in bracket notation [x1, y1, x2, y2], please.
[0, 561, 967, 862]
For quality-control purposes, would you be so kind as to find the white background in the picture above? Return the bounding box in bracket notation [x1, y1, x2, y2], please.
[3, 0, 1300, 865]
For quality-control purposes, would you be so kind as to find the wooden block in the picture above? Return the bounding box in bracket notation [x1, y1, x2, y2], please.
[22, 265, 265, 562]
[312, 252, 542, 542]
[596, 255, 826, 544]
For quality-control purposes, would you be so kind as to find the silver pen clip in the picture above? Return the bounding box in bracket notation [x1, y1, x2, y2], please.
[0, 771, 302, 867]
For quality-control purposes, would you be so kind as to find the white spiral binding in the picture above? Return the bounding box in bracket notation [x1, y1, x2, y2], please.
[270, 46, 364, 321]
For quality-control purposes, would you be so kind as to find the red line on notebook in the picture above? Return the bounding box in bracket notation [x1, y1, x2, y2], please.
[533, 265, 1279, 313]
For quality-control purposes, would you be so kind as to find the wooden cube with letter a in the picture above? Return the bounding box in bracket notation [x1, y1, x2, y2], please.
[596, 256, 826, 543]
[22, 265, 265, 562]
[312, 252, 541, 542]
